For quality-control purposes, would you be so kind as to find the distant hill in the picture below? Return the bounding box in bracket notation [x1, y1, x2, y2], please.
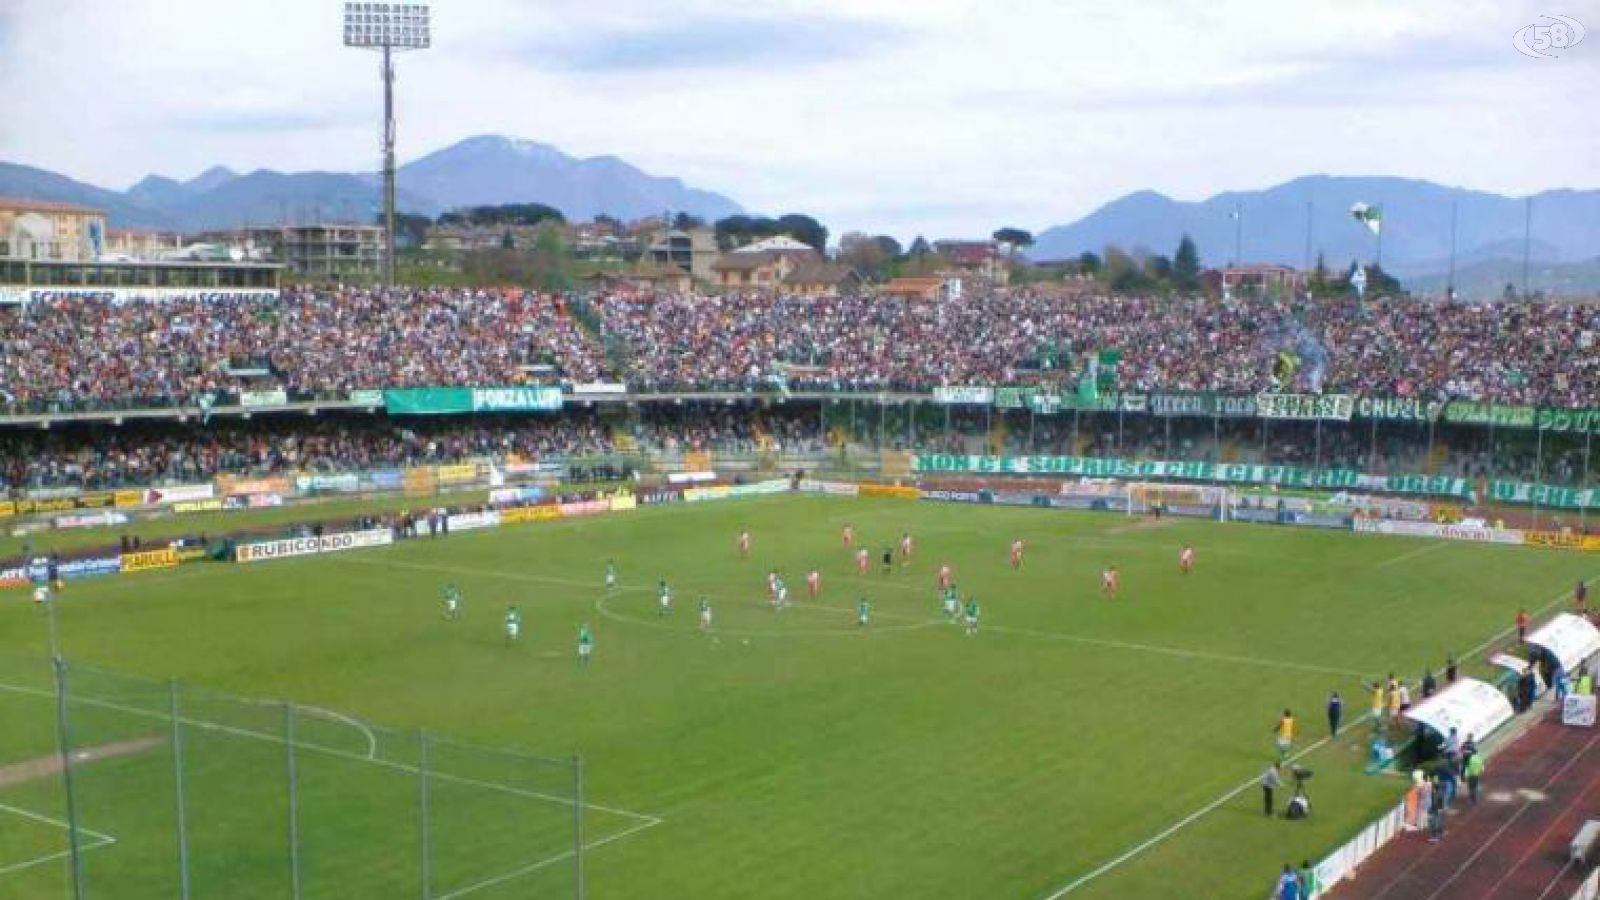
[0, 162, 175, 229]
[0, 135, 743, 231]
[1406, 256, 1600, 301]
[399, 135, 743, 222]
[1031, 175, 1600, 286]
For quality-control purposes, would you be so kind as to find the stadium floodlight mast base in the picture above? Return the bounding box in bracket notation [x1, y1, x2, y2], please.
[343, 2, 431, 288]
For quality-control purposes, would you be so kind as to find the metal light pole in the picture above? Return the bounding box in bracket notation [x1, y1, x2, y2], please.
[344, 2, 431, 288]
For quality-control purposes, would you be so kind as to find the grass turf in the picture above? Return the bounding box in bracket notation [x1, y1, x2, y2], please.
[0, 495, 1593, 899]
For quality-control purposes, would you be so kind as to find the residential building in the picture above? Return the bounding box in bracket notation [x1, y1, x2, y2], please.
[934, 240, 1009, 284]
[641, 227, 718, 281]
[0, 197, 107, 262]
[881, 276, 953, 301]
[243, 224, 384, 280]
[785, 260, 861, 298]
[105, 228, 182, 260]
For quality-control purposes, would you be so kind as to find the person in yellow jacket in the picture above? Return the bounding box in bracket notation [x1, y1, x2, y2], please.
[1274, 709, 1296, 762]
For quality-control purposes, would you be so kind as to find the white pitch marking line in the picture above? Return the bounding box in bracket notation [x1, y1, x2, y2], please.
[0, 683, 661, 825]
[434, 816, 663, 900]
[0, 801, 118, 878]
[983, 622, 1369, 678]
[1375, 541, 1450, 568]
[1035, 576, 1595, 899]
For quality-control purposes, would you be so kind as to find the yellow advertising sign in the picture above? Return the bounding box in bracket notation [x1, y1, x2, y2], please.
[122, 548, 179, 572]
[435, 463, 479, 484]
[501, 505, 562, 525]
[114, 490, 145, 508]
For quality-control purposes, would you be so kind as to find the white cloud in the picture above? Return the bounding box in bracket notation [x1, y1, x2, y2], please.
[0, 0, 1592, 239]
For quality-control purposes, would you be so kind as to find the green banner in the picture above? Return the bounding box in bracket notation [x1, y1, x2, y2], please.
[911, 453, 1598, 509]
[1148, 392, 1259, 418]
[1534, 408, 1600, 434]
[384, 386, 563, 415]
[1353, 396, 1443, 422]
[1442, 401, 1536, 428]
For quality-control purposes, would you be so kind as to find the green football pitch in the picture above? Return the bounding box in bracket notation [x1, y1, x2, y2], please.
[0, 495, 1593, 899]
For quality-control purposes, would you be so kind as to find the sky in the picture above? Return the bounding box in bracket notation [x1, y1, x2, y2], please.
[0, 0, 1595, 239]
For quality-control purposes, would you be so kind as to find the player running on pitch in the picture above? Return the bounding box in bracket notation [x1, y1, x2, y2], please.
[942, 585, 961, 621]
[699, 596, 713, 630]
[937, 563, 953, 590]
[963, 595, 981, 635]
[1102, 565, 1121, 599]
[842, 524, 854, 548]
[738, 530, 751, 558]
[881, 548, 894, 576]
[1010, 539, 1025, 570]
[774, 574, 790, 609]
[899, 532, 914, 566]
[855, 547, 870, 576]
[1179, 545, 1195, 575]
[657, 579, 674, 616]
[577, 623, 594, 665]
[807, 569, 822, 599]
[605, 560, 618, 592]
[504, 604, 522, 643]
[857, 596, 872, 628]
[442, 583, 463, 620]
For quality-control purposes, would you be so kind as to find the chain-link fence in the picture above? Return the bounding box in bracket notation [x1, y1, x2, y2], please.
[0, 655, 585, 899]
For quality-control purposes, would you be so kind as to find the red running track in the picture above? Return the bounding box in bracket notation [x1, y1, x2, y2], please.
[1327, 711, 1600, 900]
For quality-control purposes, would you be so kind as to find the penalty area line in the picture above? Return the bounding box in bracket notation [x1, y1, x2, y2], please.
[434, 815, 664, 900]
[0, 801, 118, 877]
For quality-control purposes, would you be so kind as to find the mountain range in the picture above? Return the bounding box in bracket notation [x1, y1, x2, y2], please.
[0, 135, 743, 231]
[1030, 175, 1600, 292]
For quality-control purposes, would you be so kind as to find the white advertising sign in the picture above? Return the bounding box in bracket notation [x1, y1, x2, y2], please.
[1525, 613, 1600, 675]
[1353, 518, 1525, 545]
[15, 288, 279, 305]
[1403, 678, 1514, 743]
[235, 528, 393, 563]
[144, 484, 216, 505]
[446, 511, 501, 532]
[1562, 694, 1597, 728]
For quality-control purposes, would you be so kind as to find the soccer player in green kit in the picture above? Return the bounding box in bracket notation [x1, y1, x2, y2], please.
[504, 604, 522, 643]
[963, 595, 980, 636]
[577, 623, 594, 665]
[657, 579, 673, 616]
[442, 583, 462, 620]
[857, 596, 872, 627]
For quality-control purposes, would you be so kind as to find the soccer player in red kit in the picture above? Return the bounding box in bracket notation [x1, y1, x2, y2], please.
[1010, 539, 1025, 570]
[842, 524, 854, 548]
[1179, 545, 1195, 574]
[855, 547, 870, 575]
[899, 532, 914, 565]
[938, 563, 953, 590]
[807, 569, 821, 598]
[738, 530, 752, 558]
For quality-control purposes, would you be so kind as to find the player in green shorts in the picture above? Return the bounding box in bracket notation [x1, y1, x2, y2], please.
[504, 604, 522, 643]
[577, 623, 593, 664]
[857, 596, 872, 627]
[963, 596, 980, 636]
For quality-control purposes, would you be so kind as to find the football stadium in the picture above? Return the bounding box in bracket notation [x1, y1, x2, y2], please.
[2, 3, 1598, 900]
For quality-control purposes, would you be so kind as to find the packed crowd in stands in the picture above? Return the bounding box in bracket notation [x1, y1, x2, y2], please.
[1, 288, 1596, 411]
[0, 408, 826, 491]
[3, 403, 1591, 494]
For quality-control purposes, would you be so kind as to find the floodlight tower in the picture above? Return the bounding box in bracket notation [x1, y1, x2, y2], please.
[343, 2, 430, 287]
